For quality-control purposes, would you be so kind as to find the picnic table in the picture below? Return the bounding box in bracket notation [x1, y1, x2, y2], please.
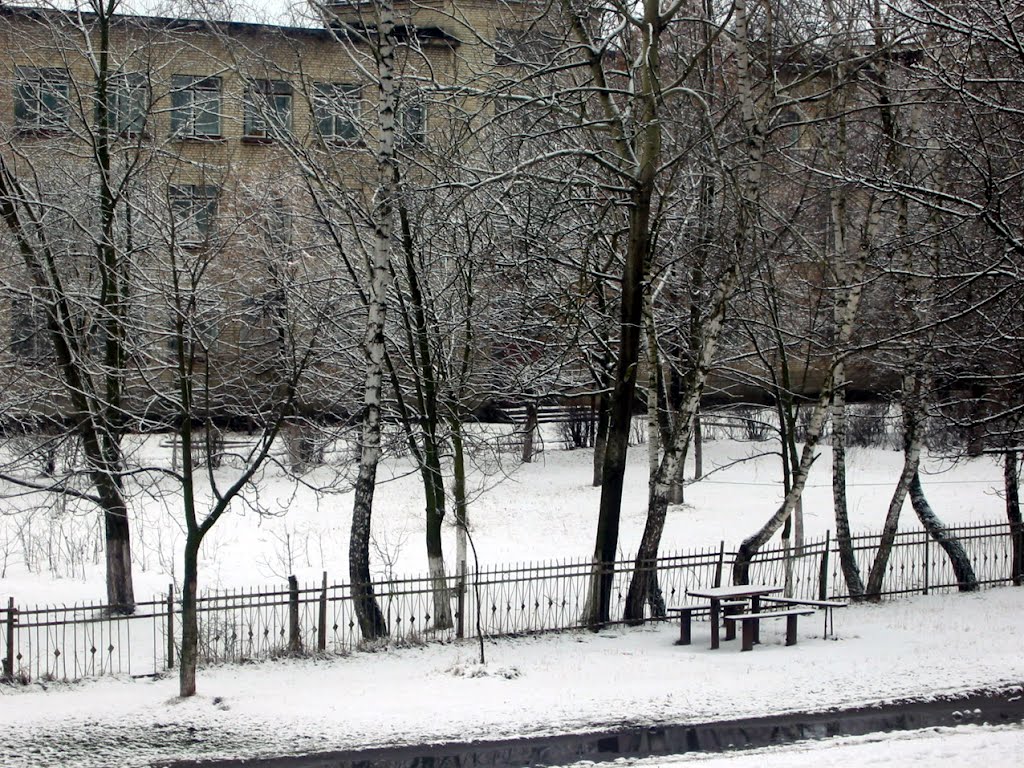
[670, 584, 847, 651]
[686, 584, 784, 649]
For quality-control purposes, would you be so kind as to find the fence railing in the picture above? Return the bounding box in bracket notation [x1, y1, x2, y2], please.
[2, 520, 1020, 683]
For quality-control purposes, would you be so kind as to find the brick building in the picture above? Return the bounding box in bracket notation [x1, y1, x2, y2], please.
[0, 2, 522, 426]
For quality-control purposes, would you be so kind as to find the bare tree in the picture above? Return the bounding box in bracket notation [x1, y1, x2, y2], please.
[0, 1, 172, 612]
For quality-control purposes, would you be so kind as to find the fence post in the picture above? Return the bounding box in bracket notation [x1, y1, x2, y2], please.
[713, 541, 725, 587]
[923, 534, 930, 595]
[288, 575, 301, 653]
[3, 597, 15, 681]
[166, 584, 174, 670]
[456, 560, 466, 640]
[318, 571, 327, 653]
[818, 530, 831, 600]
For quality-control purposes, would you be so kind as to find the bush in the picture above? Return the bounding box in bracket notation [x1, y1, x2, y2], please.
[846, 403, 894, 448]
[557, 406, 595, 449]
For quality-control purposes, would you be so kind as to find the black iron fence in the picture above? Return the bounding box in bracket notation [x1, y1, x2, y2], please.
[2, 520, 1020, 683]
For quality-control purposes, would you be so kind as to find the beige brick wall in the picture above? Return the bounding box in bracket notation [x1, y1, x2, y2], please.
[0, 5, 508, 417]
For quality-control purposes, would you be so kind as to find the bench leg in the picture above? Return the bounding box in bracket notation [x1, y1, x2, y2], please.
[679, 609, 692, 645]
[741, 619, 756, 651]
[750, 596, 762, 644]
[723, 604, 738, 641]
[786, 613, 799, 646]
[710, 600, 720, 650]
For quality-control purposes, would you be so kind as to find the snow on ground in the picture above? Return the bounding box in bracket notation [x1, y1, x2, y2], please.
[1, 432, 1020, 765]
[2, 587, 1023, 766]
[596, 725, 1024, 767]
[0, 433, 1009, 606]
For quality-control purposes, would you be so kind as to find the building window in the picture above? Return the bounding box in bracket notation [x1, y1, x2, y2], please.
[167, 299, 221, 357]
[14, 67, 70, 132]
[169, 184, 218, 245]
[264, 199, 292, 249]
[108, 72, 148, 135]
[398, 91, 425, 148]
[313, 83, 361, 143]
[244, 79, 292, 141]
[170, 75, 221, 138]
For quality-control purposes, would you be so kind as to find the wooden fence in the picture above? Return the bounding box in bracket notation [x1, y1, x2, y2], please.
[1, 519, 1020, 683]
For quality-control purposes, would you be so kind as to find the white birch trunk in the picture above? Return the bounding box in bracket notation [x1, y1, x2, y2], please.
[623, 264, 738, 621]
[734, 200, 880, 583]
[348, 0, 399, 640]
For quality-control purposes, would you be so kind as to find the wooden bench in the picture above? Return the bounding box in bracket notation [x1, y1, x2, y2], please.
[722, 608, 815, 651]
[667, 600, 747, 646]
[763, 596, 848, 638]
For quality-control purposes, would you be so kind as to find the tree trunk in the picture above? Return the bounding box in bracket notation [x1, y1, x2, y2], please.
[623, 265, 738, 620]
[865, 379, 923, 597]
[573, 0, 665, 628]
[831, 378, 865, 597]
[1005, 449, 1022, 585]
[103, 496, 135, 613]
[693, 410, 703, 480]
[623, 459, 677, 623]
[348, 0, 398, 642]
[734, 400, 828, 584]
[647, 374, 660, 488]
[350, 435, 388, 640]
[423, 447, 453, 630]
[179, 536, 200, 698]
[452, 421, 469, 576]
[593, 390, 610, 487]
[909, 472, 979, 591]
[521, 401, 538, 463]
[584, 179, 657, 628]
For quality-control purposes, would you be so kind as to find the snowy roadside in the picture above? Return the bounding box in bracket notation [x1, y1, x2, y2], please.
[2, 588, 1023, 767]
[602, 725, 1024, 767]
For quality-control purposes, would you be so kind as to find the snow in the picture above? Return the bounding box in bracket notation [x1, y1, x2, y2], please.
[0, 432, 1008, 602]
[1, 433, 1022, 765]
[2, 588, 1024, 766]
[602, 725, 1024, 767]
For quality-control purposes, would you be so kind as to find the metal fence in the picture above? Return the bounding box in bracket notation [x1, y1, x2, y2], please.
[2, 520, 1020, 683]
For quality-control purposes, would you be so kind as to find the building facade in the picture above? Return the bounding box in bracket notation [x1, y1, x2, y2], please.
[0, 2, 525, 427]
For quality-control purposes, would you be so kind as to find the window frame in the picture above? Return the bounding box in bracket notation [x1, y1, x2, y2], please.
[166, 297, 222, 359]
[243, 79, 293, 142]
[170, 75, 222, 140]
[107, 72, 148, 136]
[14, 66, 71, 134]
[313, 82, 362, 144]
[397, 90, 426, 148]
[168, 183, 219, 246]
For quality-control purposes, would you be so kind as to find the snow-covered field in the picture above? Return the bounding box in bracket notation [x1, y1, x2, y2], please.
[1, 588, 1022, 766]
[1, 431, 1022, 766]
[0, 430, 1009, 605]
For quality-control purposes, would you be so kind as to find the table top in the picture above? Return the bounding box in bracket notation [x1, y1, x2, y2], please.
[687, 584, 784, 600]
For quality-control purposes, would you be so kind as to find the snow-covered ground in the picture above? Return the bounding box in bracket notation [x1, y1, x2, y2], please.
[2, 588, 1023, 766]
[0, 431, 1009, 605]
[1, 432, 1022, 765]
[611, 725, 1024, 767]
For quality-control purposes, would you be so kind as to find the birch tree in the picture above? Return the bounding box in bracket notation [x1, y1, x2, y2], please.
[343, 0, 399, 640]
[0, 1, 166, 612]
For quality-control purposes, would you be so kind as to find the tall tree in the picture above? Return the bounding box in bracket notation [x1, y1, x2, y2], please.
[0, 1, 160, 612]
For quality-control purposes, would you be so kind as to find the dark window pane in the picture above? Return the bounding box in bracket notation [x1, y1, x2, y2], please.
[170, 75, 221, 138]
